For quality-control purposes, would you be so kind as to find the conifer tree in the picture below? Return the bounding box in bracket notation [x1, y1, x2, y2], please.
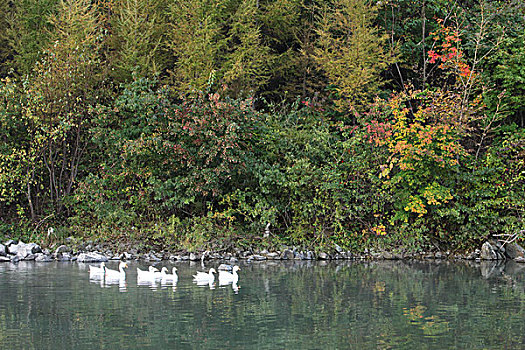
[0, 1, 10, 77]
[314, 0, 394, 111]
[5, 0, 58, 76]
[222, 0, 272, 96]
[166, 0, 225, 93]
[110, 0, 168, 81]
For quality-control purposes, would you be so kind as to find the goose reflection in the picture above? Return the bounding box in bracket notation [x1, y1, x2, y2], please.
[194, 279, 215, 289]
[137, 274, 159, 291]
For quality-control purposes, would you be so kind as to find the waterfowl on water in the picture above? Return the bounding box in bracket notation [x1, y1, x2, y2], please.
[193, 268, 216, 283]
[89, 262, 106, 275]
[105, 261, 128, 280]
[218, 265, 240, 285]
[160, 267, 178, 283]
[137, 266, 159, 279]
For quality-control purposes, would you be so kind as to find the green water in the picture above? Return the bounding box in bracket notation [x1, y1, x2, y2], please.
[0, 260, 524, 349]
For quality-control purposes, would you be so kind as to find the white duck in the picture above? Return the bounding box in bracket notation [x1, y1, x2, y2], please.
[137, 266, 159, 279]
[193, 268, 216, 283]
[89, 262, 106, 275]
[219, 265, 240, 285]
[160, 267, 178, 283]
[105, 261, 128, 280]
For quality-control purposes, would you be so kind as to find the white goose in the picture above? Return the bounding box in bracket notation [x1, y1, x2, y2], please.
[193, 268, 216, 283]
[160, 267, 178, 283]
[219, 265, 240, 285]
[137, 266, 159, 279]
[105, 261, 128, 280]
[89, 262, 106, 275]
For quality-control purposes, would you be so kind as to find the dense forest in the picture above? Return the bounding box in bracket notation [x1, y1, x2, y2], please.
[0, 0, 524, 253]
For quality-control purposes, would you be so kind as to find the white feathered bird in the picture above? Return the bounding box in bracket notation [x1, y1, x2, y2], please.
[218, 265, 240, 285]
[193, 268, 216, 283]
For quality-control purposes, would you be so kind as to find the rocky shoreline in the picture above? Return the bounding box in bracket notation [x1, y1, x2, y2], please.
[1, 237, 525, 264]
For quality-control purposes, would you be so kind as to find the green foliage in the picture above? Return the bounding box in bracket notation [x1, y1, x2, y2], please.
[110, 0, 169, 81]
[314, 0, 395, 111]
[1, 0, 524, 253]
[4, 0, 58, 76]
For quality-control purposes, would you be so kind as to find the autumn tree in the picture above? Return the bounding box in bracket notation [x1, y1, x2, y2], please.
[0, 0, 105, 222]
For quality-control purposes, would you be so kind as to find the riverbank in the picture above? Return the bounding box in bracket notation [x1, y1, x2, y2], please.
[2, 237, 525, 264]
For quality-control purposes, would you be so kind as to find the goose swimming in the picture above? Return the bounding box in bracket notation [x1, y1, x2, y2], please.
[137, 266, 159, 279]
[193, 268, 216, 283]
[89, 262, 106, 275]
[160, 267, 178, 283]
[218, 265, 240, 285]
[105, 261, 128, 280]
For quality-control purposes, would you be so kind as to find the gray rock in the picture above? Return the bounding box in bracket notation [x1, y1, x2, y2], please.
[35, 253, 54, 262]
[306, 251, 315, 260]
[57, 253, 72, 261]
[0, 256, 10, 262]
[218, 264, 233, 271]
[229, 257, 239, 263]
[0, 244, 6, 256]
[9, 242, 41, 259]
[435, 252, 444, 259]
[294, 251, 304, 260]
[481, 242, 498, 260]
[266, 252, 279, 259]
[21, 253, 36, 261]
[4, 239, 15, 247]
[514, 256, 525, 263]
[10, 255, 20, 263]
[334, 244, 343, 253]
[77, 252, 108, 263]
[189, 253, 198, 261]
[252, 254, 267, 261]
[505, 243, 525, 260]
[281, 249, 294, 260]
[148, 254, 161, 262]
[318, 252, 330, 260]
[381, 251, 393, 259]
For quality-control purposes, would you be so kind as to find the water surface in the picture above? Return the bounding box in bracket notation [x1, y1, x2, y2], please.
[0, 260, 524, 349]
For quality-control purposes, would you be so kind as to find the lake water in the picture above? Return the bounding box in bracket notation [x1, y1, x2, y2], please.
[1, 260, 524, 349]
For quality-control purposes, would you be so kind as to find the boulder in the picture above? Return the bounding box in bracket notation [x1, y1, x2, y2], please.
[504, 243, 525, 260]
[0, 256, 10, 262]
[481, 242, 499, 260]
[76, 252, 108, 263]
[218, 264, 233, 271]
[9, 242, 42, 259]
[57, 253, 72, 261]
[189, 252, 198, 261]
[0, 244, 6, 256]
[266, 252, 279, 260]
[281, 249, 294, 260]
[318, 252, 330, 260]
[35, 253, 54, 262]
